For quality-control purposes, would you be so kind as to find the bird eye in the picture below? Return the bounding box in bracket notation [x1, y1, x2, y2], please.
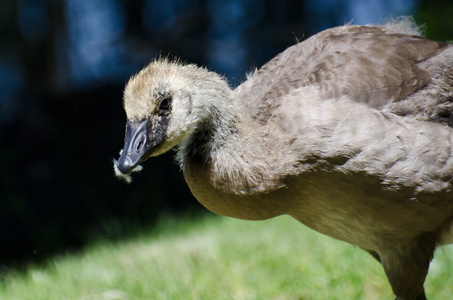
[158, 96, 171, 112]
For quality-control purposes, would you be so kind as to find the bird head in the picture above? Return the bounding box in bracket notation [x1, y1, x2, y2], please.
[115, 58, 231, 177]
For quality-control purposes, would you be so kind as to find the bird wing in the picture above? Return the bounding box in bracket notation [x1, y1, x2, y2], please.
[237, 24, 452, 126]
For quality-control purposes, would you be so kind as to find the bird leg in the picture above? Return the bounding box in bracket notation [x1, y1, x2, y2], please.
[395, 291, 427, 300]
[379, 233, 436, 300]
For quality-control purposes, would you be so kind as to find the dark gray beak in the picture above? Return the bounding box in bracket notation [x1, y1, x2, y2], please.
[116, 119, 153, 174]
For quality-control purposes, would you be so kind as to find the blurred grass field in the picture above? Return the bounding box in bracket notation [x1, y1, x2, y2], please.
[0, 214, 452, 300]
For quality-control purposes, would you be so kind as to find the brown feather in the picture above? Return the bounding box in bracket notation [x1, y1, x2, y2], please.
[237, 24, 451, 126]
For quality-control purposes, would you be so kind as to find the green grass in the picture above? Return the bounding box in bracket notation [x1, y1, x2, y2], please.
[0, 214, 452, 300]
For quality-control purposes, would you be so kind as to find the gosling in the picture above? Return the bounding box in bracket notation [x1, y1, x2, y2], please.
[115, 19, 453, 300]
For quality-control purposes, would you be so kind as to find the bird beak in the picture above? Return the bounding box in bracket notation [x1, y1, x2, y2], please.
[116, 119, 154, 174]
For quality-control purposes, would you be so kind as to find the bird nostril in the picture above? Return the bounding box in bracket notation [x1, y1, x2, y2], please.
[136, 139, 144, 152]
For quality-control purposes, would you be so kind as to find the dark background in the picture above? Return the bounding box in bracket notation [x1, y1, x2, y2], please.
[0, 0, 452, 267]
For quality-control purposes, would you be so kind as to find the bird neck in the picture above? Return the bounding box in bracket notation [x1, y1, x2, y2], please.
[178, 91, 289, 195]
[178, 86, 239, 164]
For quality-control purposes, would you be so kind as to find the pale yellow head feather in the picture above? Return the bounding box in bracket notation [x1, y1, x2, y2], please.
[122, 58, 234, 157]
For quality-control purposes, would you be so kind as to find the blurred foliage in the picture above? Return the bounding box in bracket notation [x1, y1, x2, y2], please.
[0, 0, 451, 267]
[417, 1, 453, 42]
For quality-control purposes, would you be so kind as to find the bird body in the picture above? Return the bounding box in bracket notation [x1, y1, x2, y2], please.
[116, 19, 453, 299]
